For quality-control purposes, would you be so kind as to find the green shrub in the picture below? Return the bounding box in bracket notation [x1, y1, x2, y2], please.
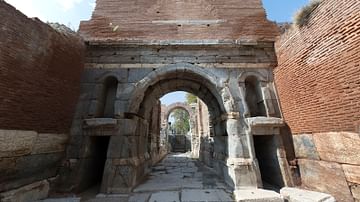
[293, 0, 322, 27]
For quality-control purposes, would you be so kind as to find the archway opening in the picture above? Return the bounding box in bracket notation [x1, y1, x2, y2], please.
[130, 69, 230, 192]
[167, 108, 191, 153]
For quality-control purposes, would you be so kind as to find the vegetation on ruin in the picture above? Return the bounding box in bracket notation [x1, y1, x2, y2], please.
[186, 93, 197, 104]
[171, 109, 190, 135]
[293, 0, 322, 27]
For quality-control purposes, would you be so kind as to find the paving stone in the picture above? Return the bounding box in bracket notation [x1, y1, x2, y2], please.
[87, 194, 128, 202]
[181, 181, 203, 189]
[39, 198, 80, 202]
[128, 193, 151, 202]
[234, 189, 283, 202]
[280, 187, 336, 202]
[86, 197, 128, 202]
[134, 182, 181, 192]
[133, 153, 230, 197]
[181, 189, 233, 202]
[149, 191, 180, 202]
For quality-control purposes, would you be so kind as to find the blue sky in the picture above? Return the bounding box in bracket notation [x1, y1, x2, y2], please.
[4, 0, 309, 105]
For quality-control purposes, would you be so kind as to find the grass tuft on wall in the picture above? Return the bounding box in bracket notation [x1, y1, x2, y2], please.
[293, 0, 322, 28]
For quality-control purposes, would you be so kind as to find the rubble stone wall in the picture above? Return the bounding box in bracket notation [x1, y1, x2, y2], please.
[0, 1, 85, 199]
[274, 0, 360, 201]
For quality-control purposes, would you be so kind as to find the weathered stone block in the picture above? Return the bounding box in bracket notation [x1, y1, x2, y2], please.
[280, 187, 336, 202]
[116, 83, 135, 100]
[127, 69, 152, 83]
[181, 189, 233, 202]
[350, 183, 360, 201]
[234, 189, 283, 202]
[88, 100, 100, 117]
[0, 153, 63, 192]
[0, 130, 37, 158]
[298, 159, 353, 202]
[32, 133, 69, 154]
[343, 164, 360, 184]
[313, 132, 360, 165]
[292, 134, 320, 160]
[0, 180, 49, 202]
[0, 158, 17, 179]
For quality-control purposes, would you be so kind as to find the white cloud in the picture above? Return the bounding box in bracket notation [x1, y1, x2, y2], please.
[56, 0, 83, 11]
[5, 0, 46, 20]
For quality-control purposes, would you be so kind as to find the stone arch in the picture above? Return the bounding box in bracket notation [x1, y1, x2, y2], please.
[96, 71, 122, 83]
[164, 102, 194, 122]
[128, 63, 226, 119]
[163, 102, 195, 153]
[238, 71, 269, 83]
[126, 64, 230, 182]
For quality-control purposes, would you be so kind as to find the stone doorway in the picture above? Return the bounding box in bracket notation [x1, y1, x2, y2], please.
[253, 135, 285, 191]
[86, 136, 110, 192]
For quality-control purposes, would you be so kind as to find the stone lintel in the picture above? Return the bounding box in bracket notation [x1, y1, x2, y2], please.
[226, 157, 253, 166]
[87, 39, 277, 47]
[246, 117, 284, 127]
[85, 63, 275, 69]
[83, 118, 117, 127]
[220, 112, 241, 121]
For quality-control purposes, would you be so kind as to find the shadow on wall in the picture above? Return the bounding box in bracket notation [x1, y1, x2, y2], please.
[280, 123, 301, 186]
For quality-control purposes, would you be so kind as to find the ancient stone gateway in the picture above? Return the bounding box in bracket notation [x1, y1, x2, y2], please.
[58, 0, 294, 196]
[162, 102, 195, 130]
[162, 102, 195, 153]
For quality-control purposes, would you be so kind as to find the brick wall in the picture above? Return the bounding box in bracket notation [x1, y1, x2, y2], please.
[0, 1, 84, 198]
[275, 0, 360, 135]
[0, 1, 85, 134]
[274, 0, 360, 201]
[79, 0, 278, 41]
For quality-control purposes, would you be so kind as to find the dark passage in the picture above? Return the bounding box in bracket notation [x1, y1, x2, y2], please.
[253, 135, 284, 190]
[86, 136, 110, 189]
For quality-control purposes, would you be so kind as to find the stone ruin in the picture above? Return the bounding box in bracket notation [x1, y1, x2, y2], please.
[0, 0, 359, 201]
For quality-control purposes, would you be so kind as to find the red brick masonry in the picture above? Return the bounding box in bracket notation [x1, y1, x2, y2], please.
[275, 0, 360, 134]
[79, 0, 279, 42]
[0, 2, 85, 134]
